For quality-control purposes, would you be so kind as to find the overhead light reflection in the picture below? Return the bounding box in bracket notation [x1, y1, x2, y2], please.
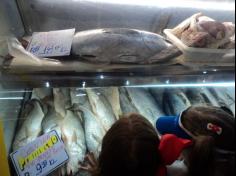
[84, 0, 234, 11]
[0, 97, 24, 100]
[125, 82, 235, 88]
[45, 82, 50, 88]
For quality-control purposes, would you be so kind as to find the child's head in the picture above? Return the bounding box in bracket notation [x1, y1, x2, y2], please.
[182, 106, 235, 176]
[97, 113, 162, 176]
[157, 105, 235, 176]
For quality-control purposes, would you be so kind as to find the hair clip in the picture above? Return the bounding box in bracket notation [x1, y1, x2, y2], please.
[207, 123, 223, 135]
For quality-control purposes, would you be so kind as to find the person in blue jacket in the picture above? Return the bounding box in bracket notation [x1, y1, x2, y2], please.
[80, 105, 234, 176]
[156, 105, 235, 176]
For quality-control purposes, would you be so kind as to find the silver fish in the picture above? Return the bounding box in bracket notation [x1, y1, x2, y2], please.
[61, 110, 86, 175]
[41, 104, 67, 176]
[197, 87, 220, 107]
[119, 88, 138, 114]
[53, 88, 71, 118]
[209, 88, 235, 116]
[72, 28, 179, 64]
[126, 88, 164, 126]
[31, 88, 53, 101]
[13, 99, 45, 151]
[164, 89, 191, 115]
[97, 87, 122, 120]
[86, 89, 116, 132]
[41, 104, 63, 136]
[71, 89, 105, 159]
[149, 88, 165, 110]
[185, 88, 209, 106]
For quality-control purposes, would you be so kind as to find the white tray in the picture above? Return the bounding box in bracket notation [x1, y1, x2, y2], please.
[164, 29, 235, 65]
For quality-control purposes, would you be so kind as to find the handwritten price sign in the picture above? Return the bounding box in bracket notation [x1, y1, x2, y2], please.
[27, 29, 75, 57]
[10, 131, 69, 176]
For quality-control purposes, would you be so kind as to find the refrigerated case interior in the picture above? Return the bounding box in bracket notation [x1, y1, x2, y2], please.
[0, 0, 235, 176]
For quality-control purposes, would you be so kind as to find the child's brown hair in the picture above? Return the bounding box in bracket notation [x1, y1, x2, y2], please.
[97, 113, 162, 176]
[182, 106, 235, 176]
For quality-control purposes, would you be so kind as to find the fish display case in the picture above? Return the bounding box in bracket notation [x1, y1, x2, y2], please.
[0, 0, 235, 176]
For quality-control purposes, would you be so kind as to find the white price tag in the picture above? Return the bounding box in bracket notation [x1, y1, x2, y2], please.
[10, 131, 69, 176]
[27, 29, 75, 57]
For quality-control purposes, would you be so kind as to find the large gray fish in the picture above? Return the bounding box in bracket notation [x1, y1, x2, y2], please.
[97, 87, 122, 120]
[86, 89, 116, 132]
[71, 89, 105, 159]
[119, 88, 138, 114]
[13, 99, 45, 151]
[125, 88, 164, 126]
[72, 28, 180, 64]
[209, 88, 235, 116]
[164, 89, 191, 115]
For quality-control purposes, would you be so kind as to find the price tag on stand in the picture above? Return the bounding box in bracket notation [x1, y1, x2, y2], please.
[10, 131, 69, 176]
[27, 29, 75, 57]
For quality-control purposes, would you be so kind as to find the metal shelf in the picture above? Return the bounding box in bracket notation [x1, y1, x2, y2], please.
[1, 64, 235, 89]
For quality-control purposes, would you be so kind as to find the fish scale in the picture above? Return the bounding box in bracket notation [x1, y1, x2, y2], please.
[125, 88, 164, 126]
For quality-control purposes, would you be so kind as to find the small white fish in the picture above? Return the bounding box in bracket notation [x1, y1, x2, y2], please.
[98, 87, 122, 120]
[164, 89, 192, 115]
[13, 99, 45, 151]
[86, 89, 116, 132]
[53, 88, 71, 118]
[71, 89, 105, 159]
[126, 88, 164, 126]
[61, 110, 86, 175]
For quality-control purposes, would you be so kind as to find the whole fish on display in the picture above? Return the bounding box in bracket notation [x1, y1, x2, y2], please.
[164, 89, 191, 115]
[53, 88, 72, 118]
[149, 88, 165, 110]
[60, 110, 87, 175]
[86, 89, 116, 132]
[71, 89, 105, 159]
[225, 87, 235, 100]
[13, 99, 45, 151]
[125, 88, 164, 126]
[197, 87, 220, 107]
[185, 88, 209, 106]
[97, 87, 122, 120]
[209, 88, 235, 116]
[31, 88, 53, 100]
[42, 104, 63, 137]
[42, 103, 67, 176]
[119, 87, 138, 115]
[72, 28, 181, 64]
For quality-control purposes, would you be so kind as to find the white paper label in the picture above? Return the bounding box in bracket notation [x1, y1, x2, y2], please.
[10, 131, 69, 176]
[27, 29, 75, 57]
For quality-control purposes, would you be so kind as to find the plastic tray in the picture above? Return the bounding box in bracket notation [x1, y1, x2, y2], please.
[164, 29, 235, 65]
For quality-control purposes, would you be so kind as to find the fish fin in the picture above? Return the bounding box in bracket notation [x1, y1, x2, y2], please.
[25, 126, 30, 138]
[72, 131, 78, 143]
[61, 127, 68, 144]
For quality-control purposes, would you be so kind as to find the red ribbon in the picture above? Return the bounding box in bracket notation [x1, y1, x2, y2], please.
[156, 134, 193, 176]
